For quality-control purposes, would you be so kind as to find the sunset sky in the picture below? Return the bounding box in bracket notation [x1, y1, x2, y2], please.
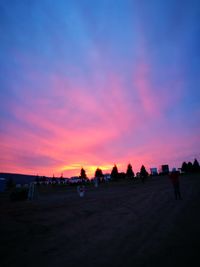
[0, 0, 200, 178]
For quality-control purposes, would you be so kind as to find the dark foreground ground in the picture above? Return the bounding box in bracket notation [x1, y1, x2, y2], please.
[0, 174, 200, 267]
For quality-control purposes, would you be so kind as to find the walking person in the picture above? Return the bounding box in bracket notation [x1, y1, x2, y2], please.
[169, 169, 182, 200]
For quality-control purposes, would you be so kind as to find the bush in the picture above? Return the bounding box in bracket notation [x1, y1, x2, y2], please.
[10, 188, 28, 201]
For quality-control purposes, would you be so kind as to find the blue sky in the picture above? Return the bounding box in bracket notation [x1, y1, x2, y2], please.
[0, 0, 200, 177]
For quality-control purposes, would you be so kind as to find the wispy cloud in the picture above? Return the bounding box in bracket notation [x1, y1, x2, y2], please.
[0, 0, 199, 177]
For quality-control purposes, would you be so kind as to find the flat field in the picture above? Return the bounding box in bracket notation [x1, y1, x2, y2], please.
[0, 174, 200, 267]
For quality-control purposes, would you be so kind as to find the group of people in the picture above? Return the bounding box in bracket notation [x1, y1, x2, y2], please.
[76, 169, 182, 200]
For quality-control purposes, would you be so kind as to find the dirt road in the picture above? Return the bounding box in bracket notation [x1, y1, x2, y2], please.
[1, 174, 200, 267]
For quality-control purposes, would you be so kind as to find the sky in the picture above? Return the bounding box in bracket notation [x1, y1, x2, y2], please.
[0, 0, 200, 178]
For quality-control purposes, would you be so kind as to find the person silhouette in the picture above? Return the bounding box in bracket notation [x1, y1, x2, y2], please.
[169, 169, 182, 200]
[77, 184, 85, 197]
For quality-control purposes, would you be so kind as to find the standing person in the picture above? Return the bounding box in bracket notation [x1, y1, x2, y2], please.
[28, 182, 37, 200]
[169, 169, 182, 200]
[77, 184, 85, 197]
[94, 177, 99, 188]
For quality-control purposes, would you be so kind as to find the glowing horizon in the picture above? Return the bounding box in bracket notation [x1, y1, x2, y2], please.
[0, 1, 199, 178]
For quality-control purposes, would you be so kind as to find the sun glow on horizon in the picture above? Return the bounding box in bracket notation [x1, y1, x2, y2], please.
[60, 163, 119, 178]
[0, 1, 199, 177]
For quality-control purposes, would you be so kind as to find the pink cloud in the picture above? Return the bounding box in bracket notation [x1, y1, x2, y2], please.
[0, 45, 198, 178]
[0, 68, 141, 177]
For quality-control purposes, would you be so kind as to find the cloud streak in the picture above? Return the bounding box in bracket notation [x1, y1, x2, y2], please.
[0, 0, 199, 177]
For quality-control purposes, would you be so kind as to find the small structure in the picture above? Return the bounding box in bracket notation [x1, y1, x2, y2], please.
[150, 168, 158, 176]
[159, 164, 169, 175]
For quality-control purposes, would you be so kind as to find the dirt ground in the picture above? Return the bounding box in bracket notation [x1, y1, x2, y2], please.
[0, 174, 200, 267]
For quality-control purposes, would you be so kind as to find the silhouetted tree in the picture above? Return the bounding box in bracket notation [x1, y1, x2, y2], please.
[95, 168, 103, 178]
[193, 158, 200, 173]
[140, 165, 148, 183]
[126, 163, 134, 179]
[80, 168, 87, 179]
[181, 162, 188, 173]
[111, 165, 119, 180]
[60, 173, 64, 183]
[187, 162, 193, 173]
[95, 168, 104, 183]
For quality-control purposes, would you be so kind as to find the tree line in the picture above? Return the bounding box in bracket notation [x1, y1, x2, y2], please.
[29, 158, 200, 183]
[181, 158, 200, 173]
[79, 164, 148, 181]
[79, 158, 200, 181]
